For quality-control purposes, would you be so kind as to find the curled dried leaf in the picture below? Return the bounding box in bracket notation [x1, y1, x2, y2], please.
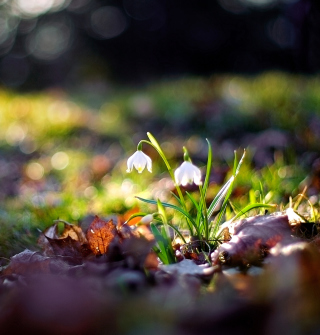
[60, 223, 88, 244]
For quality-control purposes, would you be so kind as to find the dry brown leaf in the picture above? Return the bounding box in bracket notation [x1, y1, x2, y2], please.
[86, 216, 118, 255]
[37, 223, 59, 255]
[45, 236, 92, 265]
[211, 214, 294, 266]
[2, 249, 69, 277]
[38, 221, 90, 261]
[60, 223, 87, 244]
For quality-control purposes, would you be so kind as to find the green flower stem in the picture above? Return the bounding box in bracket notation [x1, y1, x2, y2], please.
[199, 184, 209, 241]
[183, 146, 191, 162]
[138, 133, 194, 235]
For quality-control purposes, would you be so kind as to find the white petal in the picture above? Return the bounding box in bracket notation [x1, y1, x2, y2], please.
[174, 165, 183, 185]
[146, 154, 152, 173]
[126, 153, 135, 172]
[192, 166, 202, 185]
[127, 150, 152, 173]
[174, 161, 202, 186]
[133, 153, 146, 173]
[140, 214, 153, 224]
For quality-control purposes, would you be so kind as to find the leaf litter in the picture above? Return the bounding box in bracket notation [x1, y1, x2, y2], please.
[2, 212, 320, 334]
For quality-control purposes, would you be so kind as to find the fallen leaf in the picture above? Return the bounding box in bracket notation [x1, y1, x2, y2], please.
[45, 236, 91, 265]
[2, 249, 69, 277]
[60, 223, 87, 244]
[38, 221, 90, 261]
[86, 216, 118, 255]
[211, 214, 294, 266]
[37, 223, 59, 255]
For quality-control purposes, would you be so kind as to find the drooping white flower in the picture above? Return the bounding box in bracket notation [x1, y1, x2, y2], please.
[174, 161, 202, 186]
[140, 214, 154, 225]
[126, 150, 152, 173]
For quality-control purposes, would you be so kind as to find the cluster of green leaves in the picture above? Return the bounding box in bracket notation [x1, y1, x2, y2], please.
[126, 133, 276, 264]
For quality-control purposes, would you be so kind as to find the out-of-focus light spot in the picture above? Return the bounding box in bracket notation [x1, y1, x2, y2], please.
[218, 0, 247, 14]
[224, 78, 248, 105]
[90, 6, 127, 39]
[267, 17, 295, 48]
[72, 210, 80, 220]
[6, 123, 26, 145]
[84, 186, 97, 198]
[47, 101, 71, 123]
[0, 56, 30, 87]
[51, 151, 69, 170]
[19, 138, 37, 154]
[123, 0, 157, 20]
[14, 0, 68, 17]
[130, 95, 153, 116]
[278, 166, 287, 179]
[26, 162, 44, 180]
[121, 179, 135, 193]
[26, 22, 71, 60]
[15, 0, 54, 17]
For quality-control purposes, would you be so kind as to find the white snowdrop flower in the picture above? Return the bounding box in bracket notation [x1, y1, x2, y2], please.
[174, 161, 202, 186]
[126, 150, 152, 173]
[140, 214, 154, 225]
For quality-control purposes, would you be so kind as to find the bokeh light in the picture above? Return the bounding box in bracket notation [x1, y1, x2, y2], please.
[26, 21, 72, 60]
[14, 0, 69, 18]
[51, 151, 69, 170]
[5, 123, 26, 145]
[26, 162, 44, 180]
[267, 16, 295, 48]
[90, 6, 127, 39]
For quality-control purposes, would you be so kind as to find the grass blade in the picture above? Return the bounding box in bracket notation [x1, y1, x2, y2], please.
[230, 203, 277, 222]
[207, 176, 235, 219]
[136, 196, 198, 233]
[202, 138, 212, 197]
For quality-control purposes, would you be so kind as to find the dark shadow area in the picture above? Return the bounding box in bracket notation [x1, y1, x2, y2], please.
[0, 0, 320, 90]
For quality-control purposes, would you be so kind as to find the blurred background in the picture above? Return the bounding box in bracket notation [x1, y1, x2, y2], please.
[1, 0, 320, 257]
[0, 0, 319, 90]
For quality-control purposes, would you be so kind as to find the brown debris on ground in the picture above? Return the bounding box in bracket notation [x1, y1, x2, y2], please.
[1, 213, 320, 334]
